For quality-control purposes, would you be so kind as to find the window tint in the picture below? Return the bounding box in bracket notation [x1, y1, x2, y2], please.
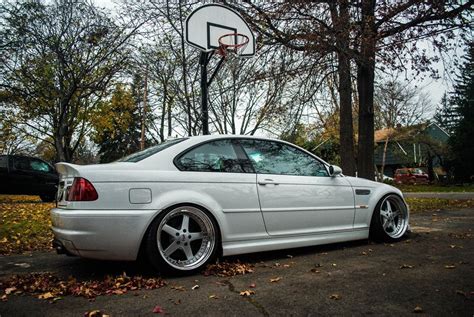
[13, 157, 32, 171]
[176, 139, 253, 173]
[240, 140, 329, 177]
[117, 138, 187, 162]
[30, 159, 51, 172]
[0, 156, 7, 169]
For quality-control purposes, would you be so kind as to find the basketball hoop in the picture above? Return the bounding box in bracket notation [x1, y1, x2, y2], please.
[217, 33, 250, 57]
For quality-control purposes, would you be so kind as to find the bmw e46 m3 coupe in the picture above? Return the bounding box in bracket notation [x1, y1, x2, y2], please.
[51, 135, 409, 274]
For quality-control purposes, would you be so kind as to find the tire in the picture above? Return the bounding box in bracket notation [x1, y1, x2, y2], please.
[40, 193, 55, 202]
[145, 205, 219, 275]
[370, 194, 409, 242]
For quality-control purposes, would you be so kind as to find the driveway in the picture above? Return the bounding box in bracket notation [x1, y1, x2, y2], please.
[1, 208, 473, 316]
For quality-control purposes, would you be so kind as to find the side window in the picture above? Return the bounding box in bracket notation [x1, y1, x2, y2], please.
[240, 140, 329, 177]
[13, 157, 32, 171]
[176, 139, 253, 173]
[30, 159, 51, 172]
[0, 156, 7, 170]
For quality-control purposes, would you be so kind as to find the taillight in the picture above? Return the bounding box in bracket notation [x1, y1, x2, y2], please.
[67, 177, 98, 201]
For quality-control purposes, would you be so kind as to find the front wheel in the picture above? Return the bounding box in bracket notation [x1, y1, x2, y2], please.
[370, 194, 409, 242]
[146, 205, 218, 275]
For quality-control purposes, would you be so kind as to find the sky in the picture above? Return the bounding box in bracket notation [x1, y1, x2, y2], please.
[93, 0, 463, 115]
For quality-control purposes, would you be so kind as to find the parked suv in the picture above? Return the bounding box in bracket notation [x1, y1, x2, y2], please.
[0, 155, 58, 202]
[394, 168, 429, 185]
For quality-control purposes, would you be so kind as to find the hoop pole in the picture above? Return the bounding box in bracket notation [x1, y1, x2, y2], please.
[199, 51, 210, 135]
[208, 55, 225, 86]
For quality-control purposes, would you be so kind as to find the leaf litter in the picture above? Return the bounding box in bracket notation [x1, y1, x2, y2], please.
[0, 272, 166, 301]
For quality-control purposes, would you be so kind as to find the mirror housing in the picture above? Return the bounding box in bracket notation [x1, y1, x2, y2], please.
[329, 165, 342, 177]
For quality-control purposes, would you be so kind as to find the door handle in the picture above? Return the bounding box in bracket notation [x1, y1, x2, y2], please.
[258, 179, 279, 185]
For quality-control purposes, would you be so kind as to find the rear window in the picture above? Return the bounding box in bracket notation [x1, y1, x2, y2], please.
[117, 138, 187, 163]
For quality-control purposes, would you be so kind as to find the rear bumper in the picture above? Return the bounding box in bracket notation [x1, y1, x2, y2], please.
[50, 208, 161, 261]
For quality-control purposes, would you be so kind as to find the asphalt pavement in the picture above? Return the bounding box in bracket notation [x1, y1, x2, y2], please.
[1, 208, 473, 316]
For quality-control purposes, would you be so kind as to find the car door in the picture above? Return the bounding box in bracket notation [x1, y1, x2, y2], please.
[29, 158, 58, 195]
[238, 139, 355, 236]
[10, 156, 37, 195]
[174, 138, 267, 241]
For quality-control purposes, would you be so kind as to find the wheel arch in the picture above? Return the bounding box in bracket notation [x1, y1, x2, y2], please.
[136, 191, 225, 261]
[365, 186, 407, 228]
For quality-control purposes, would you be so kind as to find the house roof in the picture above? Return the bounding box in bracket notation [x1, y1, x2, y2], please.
[374, 122, 449, 143]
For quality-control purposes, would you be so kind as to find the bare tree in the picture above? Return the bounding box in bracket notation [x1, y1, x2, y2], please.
[0, 0, 141, 162]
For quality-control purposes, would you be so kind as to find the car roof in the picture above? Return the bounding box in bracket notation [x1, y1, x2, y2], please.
[137, 134, 331, 170]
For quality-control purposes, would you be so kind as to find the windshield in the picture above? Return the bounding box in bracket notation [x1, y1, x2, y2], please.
[117, 138, 187, 162]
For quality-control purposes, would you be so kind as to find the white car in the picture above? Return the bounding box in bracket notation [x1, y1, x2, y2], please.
[51, 135, 409, 274]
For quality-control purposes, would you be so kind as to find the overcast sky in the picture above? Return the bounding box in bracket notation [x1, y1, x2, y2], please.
[94, 0, 463, 114]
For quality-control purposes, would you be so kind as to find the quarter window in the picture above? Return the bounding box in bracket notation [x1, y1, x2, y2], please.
[176, 139, 253, 173]
[240, 140, 328, 177]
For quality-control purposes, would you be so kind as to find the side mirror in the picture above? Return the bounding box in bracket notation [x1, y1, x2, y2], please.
[329, 165, 342, 177]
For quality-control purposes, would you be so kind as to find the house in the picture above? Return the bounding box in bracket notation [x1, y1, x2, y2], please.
[374, 122, 449, 179]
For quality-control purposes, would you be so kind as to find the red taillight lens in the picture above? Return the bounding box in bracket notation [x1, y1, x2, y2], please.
[67, 177, 98, 201]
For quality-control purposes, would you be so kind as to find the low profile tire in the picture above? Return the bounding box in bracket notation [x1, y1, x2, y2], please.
[370, 194, 409, 242]
[40, 193, 55, 202]
[146, 205, 219, 275]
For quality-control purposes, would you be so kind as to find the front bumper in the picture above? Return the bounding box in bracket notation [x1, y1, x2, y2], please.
[50, 208, 161, 261]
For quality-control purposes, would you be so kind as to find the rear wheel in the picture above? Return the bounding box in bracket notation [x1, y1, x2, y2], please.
[146, 205, 218, 274]
[370, 194, 409, 242]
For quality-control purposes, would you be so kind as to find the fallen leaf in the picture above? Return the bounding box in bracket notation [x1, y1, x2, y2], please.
[413, 306, 423, 313]
[171, 285, 186, 291]
[174, 299, 181, 305]
[455, 290, 466, 297]
[239, 290, 255, 296]
[209, 294, 219, 299]
[283, 264, 291, 268]
[270, 277, 282, 283]
[444, 265, 456, 269]
[331, 263, 337, 267]
[329, 294, 341, 300]
[310, 268, 320, 273]
[1, 295, 7, 301]
[400, 264, 414, 269]
[152, 305, 165, 314]
[85, 310, 108, 317]
[249, 283, 256, 288]
[5, 287, 16, 295]
[361, 251, 367, 255]
[38, 292, 54, 300]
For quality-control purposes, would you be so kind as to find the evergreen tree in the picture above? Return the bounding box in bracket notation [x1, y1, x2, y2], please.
[449, 43, 474, 182]
[91, 85, 142, 163]
[434, 93, 459, 134]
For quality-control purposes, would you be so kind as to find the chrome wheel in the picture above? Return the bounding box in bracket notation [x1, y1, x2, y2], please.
[157, 206, 216, 271]
[379, 195, 408, 239]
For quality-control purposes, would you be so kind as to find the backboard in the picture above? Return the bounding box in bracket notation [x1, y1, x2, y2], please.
[185, 4, 256, 57]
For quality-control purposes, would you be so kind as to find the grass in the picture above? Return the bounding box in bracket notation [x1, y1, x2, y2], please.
[405, 197, 474, 213]
[0, 195, 54, 255]
[0, 194, 473, 255]
[395, 183, 474, 193]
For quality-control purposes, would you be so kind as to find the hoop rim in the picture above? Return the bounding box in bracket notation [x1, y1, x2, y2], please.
[217, 32, 250, 57]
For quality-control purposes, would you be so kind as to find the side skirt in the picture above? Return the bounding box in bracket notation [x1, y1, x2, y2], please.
[222, 228, 369, 256]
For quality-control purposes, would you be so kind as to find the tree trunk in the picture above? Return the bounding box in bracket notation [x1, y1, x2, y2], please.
[357, 0, 376, 179]
[330, 0, 355, 176]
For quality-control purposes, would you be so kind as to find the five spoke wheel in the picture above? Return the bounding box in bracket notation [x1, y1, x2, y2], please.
[371, 194, 409, 241]
[147, 205, 217, 273]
